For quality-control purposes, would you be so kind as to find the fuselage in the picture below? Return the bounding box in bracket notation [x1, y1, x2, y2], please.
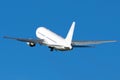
[36, 27, 72, 51]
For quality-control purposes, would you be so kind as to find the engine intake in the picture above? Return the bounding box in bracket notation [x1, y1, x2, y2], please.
[27, 42, 36, 47]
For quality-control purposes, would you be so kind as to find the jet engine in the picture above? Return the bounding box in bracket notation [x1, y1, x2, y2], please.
[27, 42, 36, 47]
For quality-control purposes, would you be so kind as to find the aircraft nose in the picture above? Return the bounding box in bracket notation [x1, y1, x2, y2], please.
[36, 27, 42, 38]
[36, 27, 47, 38]
[36, 27, 44, 34]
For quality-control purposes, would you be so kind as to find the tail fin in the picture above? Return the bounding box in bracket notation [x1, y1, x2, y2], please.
[65, 21, 75, 44]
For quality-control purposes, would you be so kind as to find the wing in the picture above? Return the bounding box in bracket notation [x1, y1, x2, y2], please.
[72, 40, 117, 47]
[3, 36, 44, 44]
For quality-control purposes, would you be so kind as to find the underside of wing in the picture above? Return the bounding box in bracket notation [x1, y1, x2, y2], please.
[3, 36, 44, 44]
[72, 40, 117, 47]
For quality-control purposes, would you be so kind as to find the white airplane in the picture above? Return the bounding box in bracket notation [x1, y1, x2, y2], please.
[4, 21, 117, 51]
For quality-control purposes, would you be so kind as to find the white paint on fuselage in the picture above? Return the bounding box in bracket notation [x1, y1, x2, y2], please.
[36, 27, 72, 50]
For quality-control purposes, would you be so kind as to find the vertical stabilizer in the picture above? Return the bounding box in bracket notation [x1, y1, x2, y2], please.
[65, 21, 75, 44]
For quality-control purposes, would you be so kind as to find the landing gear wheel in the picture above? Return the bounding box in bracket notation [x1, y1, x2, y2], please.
[50, 48, 54, 51]
[49, 47, 54, 51]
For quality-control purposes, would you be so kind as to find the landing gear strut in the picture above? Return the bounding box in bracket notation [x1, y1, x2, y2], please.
[49, 47, 54, 51]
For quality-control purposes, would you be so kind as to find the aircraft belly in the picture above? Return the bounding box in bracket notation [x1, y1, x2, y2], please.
[54, 46, 71, 51]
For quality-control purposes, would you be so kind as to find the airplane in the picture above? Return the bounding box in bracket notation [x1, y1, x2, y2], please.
[3, 21, 117, 51]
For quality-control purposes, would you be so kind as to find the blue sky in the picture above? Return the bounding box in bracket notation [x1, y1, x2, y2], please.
[0, 0, 120, 80]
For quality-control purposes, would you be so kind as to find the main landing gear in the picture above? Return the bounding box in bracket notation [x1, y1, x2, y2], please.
[49, 47, 54, 51]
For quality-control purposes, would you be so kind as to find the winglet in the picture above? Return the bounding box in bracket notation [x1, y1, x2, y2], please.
[65, 21, 75, 45]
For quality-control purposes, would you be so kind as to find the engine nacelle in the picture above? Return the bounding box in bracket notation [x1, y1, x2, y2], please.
[27, 42, 36, 47]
